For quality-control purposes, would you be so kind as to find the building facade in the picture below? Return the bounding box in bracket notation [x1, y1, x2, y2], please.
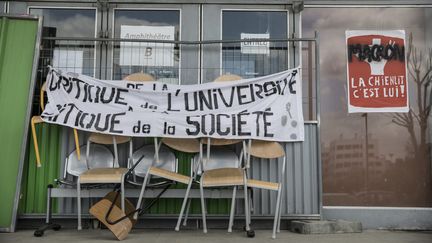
[1, 0, 431, 230]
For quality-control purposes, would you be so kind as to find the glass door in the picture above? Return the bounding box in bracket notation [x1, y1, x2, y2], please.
[106, 4, 200, 84]
[201, 5, 292, 83]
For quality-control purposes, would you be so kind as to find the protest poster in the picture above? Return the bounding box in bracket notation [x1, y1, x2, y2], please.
[41, 67, 304, 142]
[346, 30, 408, 113]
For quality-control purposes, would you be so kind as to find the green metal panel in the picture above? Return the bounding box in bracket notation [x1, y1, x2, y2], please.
[0, 16, 40, 230]
[18, 124, 61, 214]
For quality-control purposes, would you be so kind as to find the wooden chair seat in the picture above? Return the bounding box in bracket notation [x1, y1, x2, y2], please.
[161, 138, 200, 153]
[201, 168, 244, 187]
[89, 133, 131, 145]
[148, 167, 190, 184]
[89, 191, 133, 240]
[247, 179, 279, 191]
[79, 168, 128, 184]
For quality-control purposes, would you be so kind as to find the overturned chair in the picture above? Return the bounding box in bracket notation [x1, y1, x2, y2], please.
[77, 133, 133, 230]
[88, 154, 145, 240]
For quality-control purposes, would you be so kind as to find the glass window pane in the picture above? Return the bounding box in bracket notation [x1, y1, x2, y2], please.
[30, 8, 96, 38]
[222, 11, 288, 79]
[29, 8, 96, 77]
[113, 10, 180, 83]
[303, 7, 432, 207]
[29, 8, 96, 115]
[0, 2, 5, 13]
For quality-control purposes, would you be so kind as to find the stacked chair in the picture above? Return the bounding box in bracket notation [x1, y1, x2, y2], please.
[134, 137, 200, 230]
[38, 71, 287, 239]
[195, 138, 251, 234]
[77, 134, 132, 230]
[31, 81, 81, 167]
[244, 140, 286, 239]
[127, 72, 201, 230]
[76, 72, 153, 230]
[178, 74, 253, 236]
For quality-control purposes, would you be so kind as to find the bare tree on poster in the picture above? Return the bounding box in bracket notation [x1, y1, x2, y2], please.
[391, 33, 432, 200]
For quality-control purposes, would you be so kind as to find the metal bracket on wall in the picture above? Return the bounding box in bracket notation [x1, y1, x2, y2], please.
[95, 0, 109, 12]
[292, 1, 304, 13]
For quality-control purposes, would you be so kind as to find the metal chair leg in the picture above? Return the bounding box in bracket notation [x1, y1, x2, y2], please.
[77, 178, 82, 230]
[243, 184, 250, 231]
[228, 186, 237, 232]
[272, 187, 282, 239]
[34, 184, 61, 237]
[199, 182, 207, 233]
[121, 174, 125, 212]
[175, 178, 193, 231]
[182, 198, 191, 226]
[277, 204, 282, 233]
[135, 171, 151, 220]
[247, 188, 252, 226]
[277, 189, 283, 233]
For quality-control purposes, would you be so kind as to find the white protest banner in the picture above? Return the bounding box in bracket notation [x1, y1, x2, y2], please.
[346, 30, 408, 113]
[241, 33, 270, 55]
[41, 67, 304, 142]
[120, 25, 175, 66]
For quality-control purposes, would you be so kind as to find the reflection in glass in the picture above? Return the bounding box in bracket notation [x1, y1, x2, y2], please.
[29, 8, 96, 115]
[303, 8, 432, 207]
[113, 10, 180, 83]
[30, 8, 96, 76]
[222, 11, 288, 79]
[30, 8, 96, 38]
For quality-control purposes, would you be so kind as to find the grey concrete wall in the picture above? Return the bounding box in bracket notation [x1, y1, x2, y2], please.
[323, 206, 432, 230]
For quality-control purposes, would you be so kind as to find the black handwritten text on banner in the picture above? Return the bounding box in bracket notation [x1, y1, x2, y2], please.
[42, 67, 304, 142]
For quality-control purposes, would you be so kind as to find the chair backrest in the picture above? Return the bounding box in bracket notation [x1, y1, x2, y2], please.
[194, 137, 243, 174]
[88, 133, 131, 145]
[86, 133, 132, 169]
[66, 144, 115, 177]
[123, 72, 155, 82]
[248, 140, 285, 159]
[161, 137, 200, 153]
[201, 138, 242, 146]
[194, 147, 240, 175]
[245, 140, 286, 181]
[214, 74, 242, 83]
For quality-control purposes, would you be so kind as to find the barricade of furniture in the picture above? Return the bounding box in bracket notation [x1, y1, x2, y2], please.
[34, 73, 287, 240]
